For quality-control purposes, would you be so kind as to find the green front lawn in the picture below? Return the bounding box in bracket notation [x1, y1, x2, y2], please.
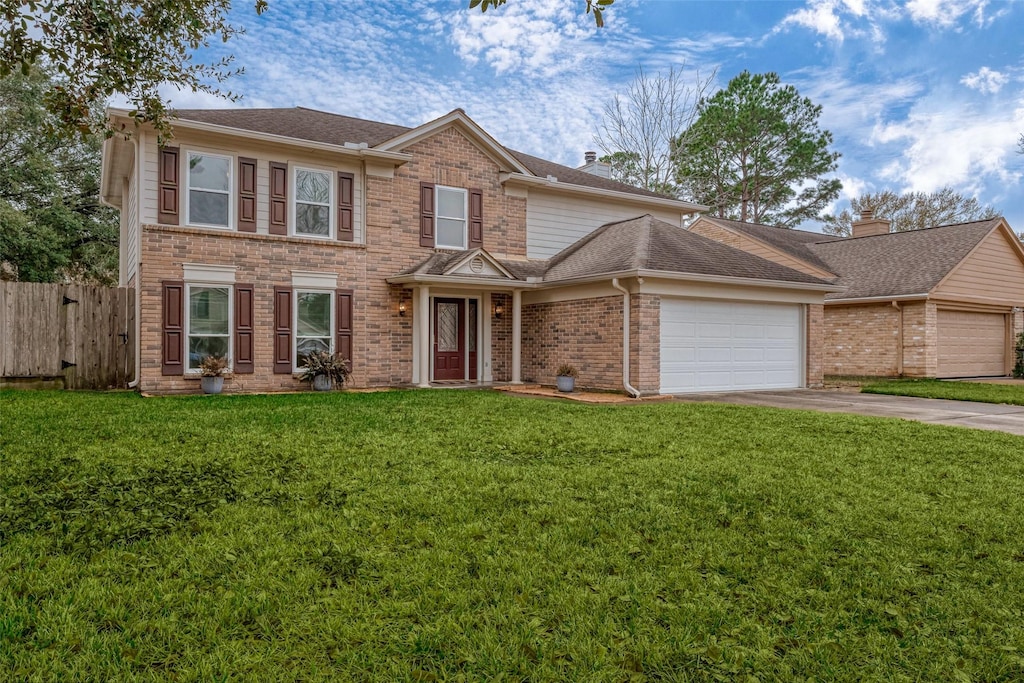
[863, 378, 1024, 405]
[2, 390, 1023, 681]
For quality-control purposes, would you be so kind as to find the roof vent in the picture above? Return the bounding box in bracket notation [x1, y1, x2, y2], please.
[584, 150, 597, 164]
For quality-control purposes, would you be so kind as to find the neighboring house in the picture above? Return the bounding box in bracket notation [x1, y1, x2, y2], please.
[689, 212, 1024, 378]
[100, 106, 839, 396]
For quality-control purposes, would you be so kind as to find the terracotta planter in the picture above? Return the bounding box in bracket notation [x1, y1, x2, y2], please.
[556, 375, 575, 393]
[201, 376, 224, 394]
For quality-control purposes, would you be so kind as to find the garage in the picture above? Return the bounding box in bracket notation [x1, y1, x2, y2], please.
[660, 299, 803, 393]
[937, 310, 1006, 378]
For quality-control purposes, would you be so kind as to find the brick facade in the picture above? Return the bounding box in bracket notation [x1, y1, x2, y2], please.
[521, 296, 625, 391]
[806, 304, 824, 388]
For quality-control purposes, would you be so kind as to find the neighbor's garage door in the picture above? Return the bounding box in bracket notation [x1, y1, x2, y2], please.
[660, 299, 802, 394]
[937, 310, 1006, 378]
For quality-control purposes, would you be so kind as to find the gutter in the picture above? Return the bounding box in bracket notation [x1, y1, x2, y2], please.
[611, 278, 641, 398]
[825, 293, 929, 304]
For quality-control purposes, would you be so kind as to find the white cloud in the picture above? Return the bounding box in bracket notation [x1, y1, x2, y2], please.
[960, 66, 1008, 94]
[871, 97, 1024, 194]
[776, 0, 847, 42]
[903, 0, 1005, 28]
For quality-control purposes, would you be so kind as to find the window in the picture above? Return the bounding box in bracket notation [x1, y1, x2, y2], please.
[294, 167, 333, 237]
[435, 186, 467, 249]
[186, 285, 231, 371]
[295, 290, 333, 367]
[187, 152, 232, 228]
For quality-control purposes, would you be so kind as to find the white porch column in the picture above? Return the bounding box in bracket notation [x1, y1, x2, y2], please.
[482, 291, 493, 382]
[417, 285, 431, 387]
[511, 288, 523, 384]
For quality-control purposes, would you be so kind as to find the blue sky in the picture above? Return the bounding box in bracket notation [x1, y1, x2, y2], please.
[172, 0, 1024, 232]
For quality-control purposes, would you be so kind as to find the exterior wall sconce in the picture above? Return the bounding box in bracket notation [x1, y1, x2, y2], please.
[494, 303, 504, 319]
[399, 301, 407, 316]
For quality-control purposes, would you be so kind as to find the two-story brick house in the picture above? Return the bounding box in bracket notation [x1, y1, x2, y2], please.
[101, 106, 840, 395]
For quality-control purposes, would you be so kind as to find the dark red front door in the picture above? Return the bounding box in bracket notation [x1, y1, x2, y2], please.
[433, 298, 465, 380]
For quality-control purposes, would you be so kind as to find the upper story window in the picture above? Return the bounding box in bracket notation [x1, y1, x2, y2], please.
[187, 152, 232, 228]
[293, 167, 333, 238]
[186, 284, 231, 372]
[435, 186, 467, 250]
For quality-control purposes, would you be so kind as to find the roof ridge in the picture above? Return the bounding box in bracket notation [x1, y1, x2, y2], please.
[827, 216, 1002, 242]
[635, 215, 654, 270]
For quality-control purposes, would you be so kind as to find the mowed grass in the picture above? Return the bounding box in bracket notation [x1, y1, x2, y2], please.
[863, 378, 1024, 406]
[2, 390, 1024, 682]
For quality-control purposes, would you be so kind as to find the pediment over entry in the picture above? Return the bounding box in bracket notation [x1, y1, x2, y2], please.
[443, 249, 518, 280]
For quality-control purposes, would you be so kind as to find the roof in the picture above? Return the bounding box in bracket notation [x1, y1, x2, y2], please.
[809, 218, 1002, 300]
[697, 217, 1006, 300]
[171, 106, 672, 201]
[393, 215, 834, 288]
[700, 217, 841, 273]
[542, 215, 831, 285]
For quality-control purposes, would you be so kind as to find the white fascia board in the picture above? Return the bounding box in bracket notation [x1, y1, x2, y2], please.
[824, 293, 929, 304]
[385, 273, 533, 290]
[500, 172, 707, 214]
[105, 108, 412, 165]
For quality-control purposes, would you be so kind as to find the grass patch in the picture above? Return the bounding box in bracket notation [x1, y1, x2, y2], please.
[2, 389, 1024, 681]
[863, 378, 1024, 405]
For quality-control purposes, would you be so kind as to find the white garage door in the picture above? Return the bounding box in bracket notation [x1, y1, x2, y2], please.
[937, 310, 1006, 378]
[660, 299, 803, 394]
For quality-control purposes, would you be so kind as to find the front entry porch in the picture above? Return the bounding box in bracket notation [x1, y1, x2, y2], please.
[409, 285, 523, 388]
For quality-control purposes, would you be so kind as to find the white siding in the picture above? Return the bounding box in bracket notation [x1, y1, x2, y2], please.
[123, 157, 140, 284]
[139, 131, 364, 241]
[526, 190, 683, 259]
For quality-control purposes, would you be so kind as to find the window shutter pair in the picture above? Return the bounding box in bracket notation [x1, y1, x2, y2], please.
[161, 281, 254, 375]
[272, 287, 354, 374]
[418, 182, 483, 249]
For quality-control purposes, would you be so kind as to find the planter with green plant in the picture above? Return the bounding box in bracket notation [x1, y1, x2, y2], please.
[299, 351, 351, 391]
[199, 355, 228, 394]
[556, 364, 579, 393]
[1014, 331, 1024, 379]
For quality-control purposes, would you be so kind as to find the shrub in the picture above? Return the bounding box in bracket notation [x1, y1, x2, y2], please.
[1014, 331, 1024, 378]
[556, 364, 579, 378]
[298, 350, 352, 386]
[198, 354, 228, 377]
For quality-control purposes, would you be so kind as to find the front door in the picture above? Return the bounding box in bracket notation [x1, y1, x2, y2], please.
[433, 298, 465, 380]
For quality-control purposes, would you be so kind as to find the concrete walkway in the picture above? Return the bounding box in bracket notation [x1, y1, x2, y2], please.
[675, 389, 1024, 436]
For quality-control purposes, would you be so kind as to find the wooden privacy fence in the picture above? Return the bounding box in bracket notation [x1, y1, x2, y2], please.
[0, 282, 135, 389]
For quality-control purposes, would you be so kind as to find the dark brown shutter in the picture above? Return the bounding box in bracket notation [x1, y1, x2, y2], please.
[161, 280, 184, 375]
[234, 284, 255, 374]
[419, 182, 435, 247]
[158, 147, 179, 225]
[269, 162, 288, 235]
[337, 171, 354, 242]
[273, 286, 293, 373]
[336, 288, 353, 366]
[469, 188, 483, 249]
[238, 157, 257, 232]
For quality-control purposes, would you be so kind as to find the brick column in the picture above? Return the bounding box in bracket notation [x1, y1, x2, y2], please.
[806, 303, 824, 388]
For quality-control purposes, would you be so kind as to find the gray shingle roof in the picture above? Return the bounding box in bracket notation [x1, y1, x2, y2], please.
[171, 107, 672, 200]
[808, 219, 1001, 299]
[702, 217, 842, 273]
[542, 215, 831, 285]
[698, 217, 1004, 300]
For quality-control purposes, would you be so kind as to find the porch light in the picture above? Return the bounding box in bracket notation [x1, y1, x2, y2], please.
[399, 301, 407, 316]
[494, 303, 504, 319]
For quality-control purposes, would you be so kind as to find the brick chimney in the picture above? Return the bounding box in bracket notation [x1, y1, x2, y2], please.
[851, 208, 891, 237]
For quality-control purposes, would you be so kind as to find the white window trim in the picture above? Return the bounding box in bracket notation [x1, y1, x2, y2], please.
[293, 288, 335, 373]
[435, 185, 468, 250]
[291, 165, 335, 240]
[184, 150, 234, 230]
[184, 282, 233, 374]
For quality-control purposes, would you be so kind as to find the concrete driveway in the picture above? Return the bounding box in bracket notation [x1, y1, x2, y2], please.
[676, 389, 1024, 436]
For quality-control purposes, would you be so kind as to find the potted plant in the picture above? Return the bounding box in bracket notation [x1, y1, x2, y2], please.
[299, 350, 352, 391]
[199, 354, 228, 394]
[556, 364, 579, 393]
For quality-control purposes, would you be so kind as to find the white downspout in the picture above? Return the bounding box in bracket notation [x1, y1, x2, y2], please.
[611, 278, 641, 398]
[128, 134, 143, 389]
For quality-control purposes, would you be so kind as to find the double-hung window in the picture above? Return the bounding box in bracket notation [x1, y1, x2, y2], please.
[435, 186, 467, 249]
[295, 290, 334, 367]
[186, 284, 232, 371]
[294, 167, 333, 238]
[186, 152, 232, 228]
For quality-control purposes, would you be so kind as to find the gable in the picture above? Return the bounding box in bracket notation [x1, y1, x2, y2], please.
[688, 218, 834, 279]
[933, 224, 1024, 302]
